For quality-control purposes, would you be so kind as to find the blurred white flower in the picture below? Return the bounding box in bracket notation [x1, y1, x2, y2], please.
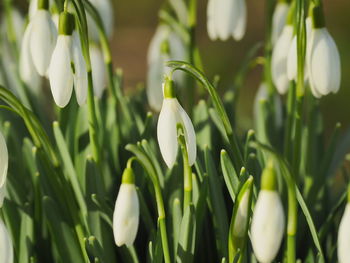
[87, 0, 114, 41]
[0, 131, 8, 207]
[29, 9, 57, 76]
[157, 80, 196, 168]
[146, 25, 186, 111]
[251, 190, 285, 263]
[0, 218, 13, 263]
[207, 0, 246, 41]
[271, 24, 293, 94]
[113, 168, 139, 247]
[271, 2, 289, 45]
[338, 203, 350, 263]
[90, 45, 107, 98]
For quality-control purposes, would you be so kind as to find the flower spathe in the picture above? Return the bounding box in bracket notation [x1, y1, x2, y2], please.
[0, 131, 8, 207]
[271, 24, 293, 94]
[271, 2, 289, 45]
[0, 218, 13, 263]
[338, 203, 350, 263]
[207, 0, 246, 41]
[49, 12, 87, 108]
[157, 79, 197, 168]
[113, 168, 139, 247]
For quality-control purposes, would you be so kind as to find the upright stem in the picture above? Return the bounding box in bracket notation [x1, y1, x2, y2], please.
[187, 0, 197, 112]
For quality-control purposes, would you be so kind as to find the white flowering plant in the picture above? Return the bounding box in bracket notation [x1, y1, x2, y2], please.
[0, 0, 349, 263]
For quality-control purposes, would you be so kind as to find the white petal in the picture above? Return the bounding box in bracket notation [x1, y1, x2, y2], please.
[72, 32, 88, 106]
[271, 3, 289, 45]
[0, 218, 13, 263]
[157, 98, 179, 168]
[271, 25, 293, 94]
[19, 23, 41, 92]
[113, 184, 139, 247]
[87, 0, 114, 41]
[49, 35, 74, 108]
[308, 28, 341, 96]
[215, 0, 235, 41]
[287, 35, 297, 81]
[338, 204, 350, 263]
[90, 45, 106, 98]
[232, 0, 246, 41]
[30, 10, 57, 76]
[207, 0, 218, 40]
[251, 190, 285, 263]
[29, 0, 38, 19]
[0, 131, 8, 207]
[177, 101, 197, 166]
[147, 25, 170, 65]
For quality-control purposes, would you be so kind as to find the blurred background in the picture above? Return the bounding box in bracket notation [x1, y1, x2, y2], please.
[1, 0, 349, 132]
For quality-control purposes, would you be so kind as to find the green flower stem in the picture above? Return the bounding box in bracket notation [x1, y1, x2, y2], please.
[178, 124, 193, 210]
[284, 83, 296, 160]
[166, 61, 244, 173]
[287, 183, 297, 263]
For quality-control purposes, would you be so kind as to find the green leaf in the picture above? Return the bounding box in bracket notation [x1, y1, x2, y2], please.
[220, 150, 240, 202]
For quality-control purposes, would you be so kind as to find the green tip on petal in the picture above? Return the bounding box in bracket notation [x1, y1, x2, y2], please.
[38, 0, 49, 10]
[160, 39, 170, 55]
[163, 77, 176, 99]
[261, 160, 278, 191]
[59, 12, 75, 35]
[121, 167, 135, 184]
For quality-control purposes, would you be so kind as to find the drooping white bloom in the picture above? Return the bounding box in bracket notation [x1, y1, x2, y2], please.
[113, 183, 139, 247]
[271, 2, 289, 45]
[147, 25, 186, 111]
[29, 10, 57, 76]
[90, 45, 106, 98]
[207, 0, 247, 41]
[87, 0, 114, 41]
[0, 131, 8, 207]
[338, 203, 350, 263]
[251, 190, 285, 263]
[49, 29, 87, 107]
[0, 218, 13, 263]
[307, 28, 341, 97]
[157, 83, 196, 168]
[271, 24, 293, 94]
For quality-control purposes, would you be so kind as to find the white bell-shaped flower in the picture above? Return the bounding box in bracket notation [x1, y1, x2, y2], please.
[87, 0, 114, 41]
[113, 167, 139, 247]
[29, 6, 57, 76]
[90, 45, 106, 98]
[338, 202, 350, 263]
[271, 24, 293, 94]
[271, 2, 289, 45]
[147, 25, 186, 111]
[0, 131, 8, 207]
[157, 79, 196, 168]
[207, 0, 246, 41]
[49, 12, 87, 107]
[251, 163, 285, 263]
[307, 6, 341, 98]
[0, 218, 13, 263]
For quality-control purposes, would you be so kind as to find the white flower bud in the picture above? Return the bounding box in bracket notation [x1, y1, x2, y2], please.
[207, 0, 246, 41]
[87, 0, 114, 41]
[90, 45, 106, 98]
[271, 2, 289, 45]
[0, 218, 13, 263]
[113, 181, 139, 247]
[157, 80, 196, 168]
[0, 131, 8, 207]
[338, 203, 350, 263]
[271, 25, 293, 94]
[251, 190, 285, 263]
[29, 10, 58, 76]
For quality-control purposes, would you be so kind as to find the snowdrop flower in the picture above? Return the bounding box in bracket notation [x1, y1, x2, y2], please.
[251, 162, 285, 263]
[28, 0, 57, 76]
[0, 131, 8, 207]
[271, 1, 289, 45]
[113, 167, 139, 247]
[90, 44, 106, 98]
[286, 17, 312, 82]
[147, 25, 186, 111]
[307, 5, 341, 98]
[157, 78, 196, 168]
[229, 176, 253, 260]
[338, 190, 350, 263]
[0, 218, 13, 263]
[49, 11, 88, 107]
[87, 0, 114, 41]
[207, 0, 246, 41]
